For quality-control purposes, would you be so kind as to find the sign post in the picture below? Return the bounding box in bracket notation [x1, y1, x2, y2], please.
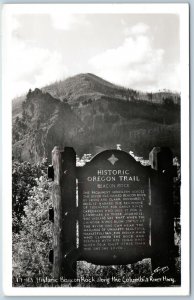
[49, 146, 77, 281]
[48, 146, 178, 284]
[149, 147, 178, 279]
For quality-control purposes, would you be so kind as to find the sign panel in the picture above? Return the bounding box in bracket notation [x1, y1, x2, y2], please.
[78, 150, 151, 265]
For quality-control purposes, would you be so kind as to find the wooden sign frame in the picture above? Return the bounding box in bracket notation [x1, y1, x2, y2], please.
[49, 146, 178, 283]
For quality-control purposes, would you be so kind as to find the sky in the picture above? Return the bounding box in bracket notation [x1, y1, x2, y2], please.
[4, 7, 180, 99]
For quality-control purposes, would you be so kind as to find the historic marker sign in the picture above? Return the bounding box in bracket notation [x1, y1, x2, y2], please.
[78, 150, 152, 265]
[49, 146, 176, 281]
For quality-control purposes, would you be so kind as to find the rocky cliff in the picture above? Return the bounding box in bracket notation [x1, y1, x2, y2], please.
[12, 88, 89, 162]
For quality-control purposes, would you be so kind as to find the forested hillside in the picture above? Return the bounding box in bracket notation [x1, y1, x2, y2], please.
[12, 73, 180, 162]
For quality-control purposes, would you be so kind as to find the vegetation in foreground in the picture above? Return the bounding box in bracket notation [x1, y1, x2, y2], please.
[12, 156, 181, 287]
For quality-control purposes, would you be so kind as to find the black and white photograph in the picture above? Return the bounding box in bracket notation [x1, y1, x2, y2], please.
[2, 3, 189, 296]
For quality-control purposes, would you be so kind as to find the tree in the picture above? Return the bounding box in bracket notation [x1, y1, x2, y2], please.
[12, 160, 48, 233]
[26, 89, 32, 100]
[12, 174, 53, 286]
[148, 93, 153, 102]
[163, 97, 174, 107]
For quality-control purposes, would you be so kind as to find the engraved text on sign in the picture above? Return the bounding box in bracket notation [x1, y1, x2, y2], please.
[78, 151, 150, 264]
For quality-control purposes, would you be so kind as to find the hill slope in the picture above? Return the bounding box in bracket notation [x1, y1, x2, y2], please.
[42, 73, 180, 105]
[12, 74, 180, 162]
[42, 73, 126, 104]
[12, 73, 180, 120]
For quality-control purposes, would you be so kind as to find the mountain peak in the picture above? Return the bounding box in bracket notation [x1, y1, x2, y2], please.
[42, 72, 125, 104]
[67, 72, 118, 87]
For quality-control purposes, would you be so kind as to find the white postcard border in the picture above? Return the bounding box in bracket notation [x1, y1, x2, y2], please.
[2, 3, 190, 296]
